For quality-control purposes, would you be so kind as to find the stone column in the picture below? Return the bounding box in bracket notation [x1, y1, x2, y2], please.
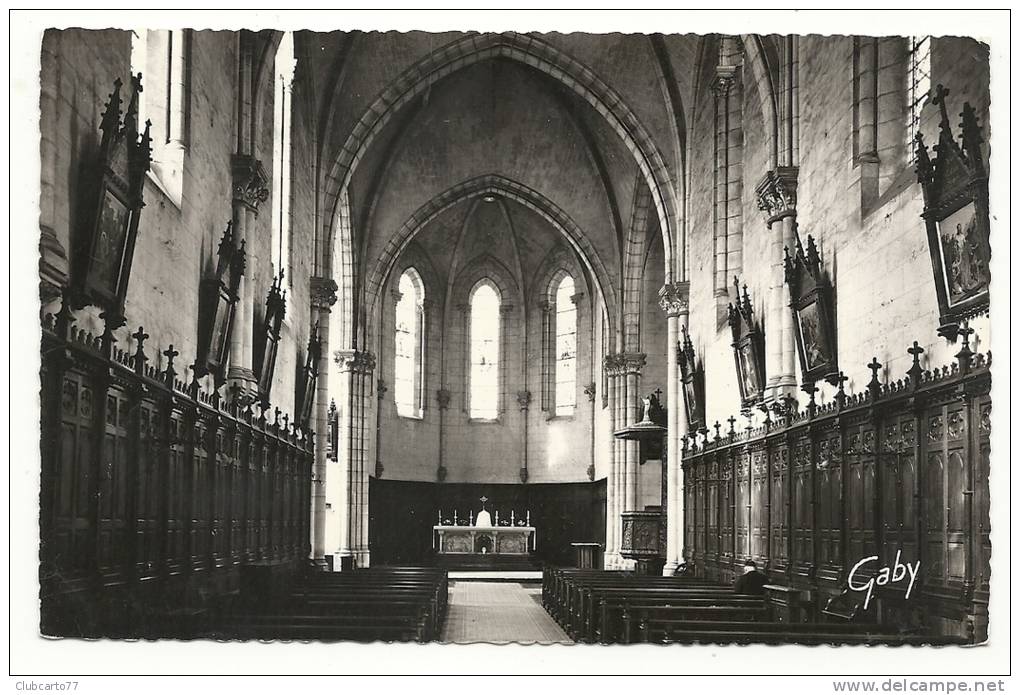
[517, 391, 532, 483]
[755, 167, 799, 403]
[228, 155, 269, 405]
[309, 277, 337, 564]
[622, 352, 646, 513]
[658, 282, 689, 575]
[39, 31, 68, 307]
[334, 348, 375, 568]
[603, 354, 621, 568]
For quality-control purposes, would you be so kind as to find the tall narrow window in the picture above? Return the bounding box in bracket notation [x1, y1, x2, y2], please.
[271, 32, 296, 288]
[907, 35, 932, 153]
[554, 275, 577, 415]
[394, 269, 425, 418]
[469, 282, 501, 419]
[130, 28, 188, 206]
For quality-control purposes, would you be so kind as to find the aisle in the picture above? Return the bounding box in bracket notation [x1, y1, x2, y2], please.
[439, 581, 573, 644]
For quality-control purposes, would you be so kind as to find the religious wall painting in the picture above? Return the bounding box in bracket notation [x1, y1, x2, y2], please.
[678, 324, 705, 430]
[296, 323, 322, 427]
[935, 201, 990, 307]
[728, 279, 767, 407]
[87, 190, 131, 298]
[915, 85, 991, 341]
[255, 272, 287, 407]
[784, 233, 839, 384]
[196, 221, 244, 383]
[73, 75, 151, 318]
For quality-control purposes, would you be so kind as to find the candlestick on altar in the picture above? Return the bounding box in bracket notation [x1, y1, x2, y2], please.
[526, 510, 531, 526]
[454, 509, 457, 524]
[495, 510, 500, 525]
[438, 509, 442, 524]
[511, 510, 516, 524]
[469, 511, 474, 525]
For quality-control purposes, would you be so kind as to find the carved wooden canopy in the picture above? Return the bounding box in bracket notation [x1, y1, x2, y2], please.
[297, 322, 322, 427]
[73, 75, 152, 323]
[914, 84, 991, 341]
[196, 221, 244, 383]
[256, 271, 287, 407]
[727, 278, 766, 408]
[678, 324, 705, 429]
[784, 232, 839, 384]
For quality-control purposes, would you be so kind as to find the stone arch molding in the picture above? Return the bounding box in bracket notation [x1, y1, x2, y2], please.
[366, 175, 619, 341]
[322, 32, 678, 283]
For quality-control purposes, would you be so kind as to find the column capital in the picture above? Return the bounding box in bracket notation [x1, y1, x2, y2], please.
[603, 353, 625, 375]
[583, 382, 597, 402]
[621, 352, 647, 374]
[569, 292, 585, 306]
[309, 276, 338, 310]
[334, 349, 376, 374]
[516, 390, 532, 410]
[711, 64, 738, 97]
[756, 166, 798, 224]
[436, 388, 452, 410]
[231, 154, 270, 212]
[658, 281, 690, 318]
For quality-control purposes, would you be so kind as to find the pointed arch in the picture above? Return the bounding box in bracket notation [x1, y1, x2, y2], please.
[320, 32, 678, 287]
[364, 174, 618, 347]
[740, 34, 780, 170]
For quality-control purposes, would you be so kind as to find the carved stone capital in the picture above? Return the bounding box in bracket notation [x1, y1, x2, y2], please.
[436, 388, 452, 410]
[231, 154, 270, 212]
[603, 353, 625, 376]
[516, 390, 532, 410]
[334, 349, 376, 374]
[621, 352, 647, 374]
[309, 276, 338, 310]
[658, 281, 690, 318]
[756, 166, 798, 223]
[711, 65, 738, 97]
[583, 382, 597, 402]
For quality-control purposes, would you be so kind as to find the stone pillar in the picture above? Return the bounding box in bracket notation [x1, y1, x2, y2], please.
[517, 391, 532, 483]
[755, 167, 799, 403]
[603, 354, 621, 568]
[309, 277, 337, 564]
[228, 155, 269, 405]
[334, 349, 375, 568]
[658, 282, 689, 574]
[39, 31, 68, 307]
[622, 352, 646, 513]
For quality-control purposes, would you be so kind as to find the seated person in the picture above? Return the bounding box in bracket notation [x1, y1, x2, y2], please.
[734, 559, 767, 595]
[475, 508, 493, 527]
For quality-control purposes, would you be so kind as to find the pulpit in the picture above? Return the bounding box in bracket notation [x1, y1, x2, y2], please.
[614, 394, 668, 575]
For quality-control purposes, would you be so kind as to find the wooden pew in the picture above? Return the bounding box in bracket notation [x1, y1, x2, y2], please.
[204, 566, 448, 642]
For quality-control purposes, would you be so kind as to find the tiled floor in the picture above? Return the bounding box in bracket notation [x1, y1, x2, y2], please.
[439, 581, 573, 644]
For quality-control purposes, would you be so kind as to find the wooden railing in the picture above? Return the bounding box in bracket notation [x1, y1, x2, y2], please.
[681, 346, 991, 637]
[39, 309, 314, 635]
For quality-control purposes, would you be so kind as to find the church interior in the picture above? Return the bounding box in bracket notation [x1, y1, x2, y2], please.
[36, 25, 993, 647]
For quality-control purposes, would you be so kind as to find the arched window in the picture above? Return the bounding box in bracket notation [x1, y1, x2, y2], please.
[469, 282, 501, 419]
[394, 269, 425, 418]
[907, 35, 932, 153]
[271, 32, 296, 290]
[554, 275, 577, 415]
[130, 28, 189, 206]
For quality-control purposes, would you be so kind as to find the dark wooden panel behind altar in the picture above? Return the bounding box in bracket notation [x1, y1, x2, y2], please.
[39, 310, 314, 638]
[681, 347, 991, 640]
[369, 478, 605, 567]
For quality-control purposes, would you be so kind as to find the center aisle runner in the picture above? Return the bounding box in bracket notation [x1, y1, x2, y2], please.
[439, 581, 573, 644]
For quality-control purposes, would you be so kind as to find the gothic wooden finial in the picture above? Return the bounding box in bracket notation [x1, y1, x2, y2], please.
[802, 380, 818, 415]
[907, 341, 925, 388]
[956, 322, 975, 373]
[727, 415, 736, 437]
[834, 371, 849, 407]
[132, 326, 149, 375]
[713, 421, 721, 441]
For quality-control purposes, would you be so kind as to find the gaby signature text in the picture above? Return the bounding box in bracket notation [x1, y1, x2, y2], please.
[847, 551, 920, 610]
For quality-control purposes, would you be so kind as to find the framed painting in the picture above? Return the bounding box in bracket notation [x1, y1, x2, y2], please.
[785, 234, 838, 384]
[915, 86, 990, 340]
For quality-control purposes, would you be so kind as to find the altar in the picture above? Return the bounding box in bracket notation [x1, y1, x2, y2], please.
[433, 525, 536, 555]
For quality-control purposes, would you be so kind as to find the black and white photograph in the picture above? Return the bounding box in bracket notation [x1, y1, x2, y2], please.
[9, 7, 1011, 687]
